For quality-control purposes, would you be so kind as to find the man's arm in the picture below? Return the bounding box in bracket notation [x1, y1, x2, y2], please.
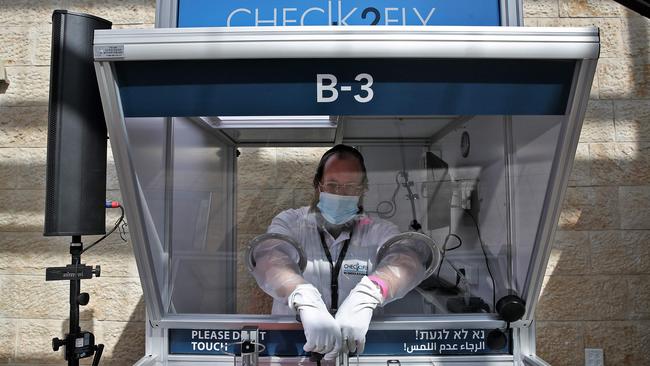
[250, 241, 307, 301]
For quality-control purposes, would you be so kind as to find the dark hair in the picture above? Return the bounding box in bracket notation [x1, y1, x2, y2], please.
[310, 144, 368, 210]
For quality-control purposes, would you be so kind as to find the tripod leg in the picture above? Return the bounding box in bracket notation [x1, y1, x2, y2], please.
[92, 344, 104, 366]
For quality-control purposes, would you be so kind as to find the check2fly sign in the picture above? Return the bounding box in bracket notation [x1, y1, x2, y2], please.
[177, 0, 501, 27]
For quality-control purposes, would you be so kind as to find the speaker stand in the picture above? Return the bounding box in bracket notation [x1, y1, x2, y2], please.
[47, 236, 104, 366]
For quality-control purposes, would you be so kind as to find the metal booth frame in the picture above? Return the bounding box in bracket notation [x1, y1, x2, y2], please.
[94, 26, 599, 365]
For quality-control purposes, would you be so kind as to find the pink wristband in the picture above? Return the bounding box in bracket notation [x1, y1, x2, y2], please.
[367, 275, 389, 300]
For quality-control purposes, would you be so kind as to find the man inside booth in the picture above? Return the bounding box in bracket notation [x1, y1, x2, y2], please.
[248, 144, 433, 360]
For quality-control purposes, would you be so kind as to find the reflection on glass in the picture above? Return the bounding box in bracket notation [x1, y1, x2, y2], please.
[154, 115, 563, 317]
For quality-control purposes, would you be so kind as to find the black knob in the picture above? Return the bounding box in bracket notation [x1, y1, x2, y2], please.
[78, 293, 90, 306]
[52, 337, 65, 351]
[486, 329, 508, 350]
[93, 265, 101, 277]
[496, 295, 526, 323]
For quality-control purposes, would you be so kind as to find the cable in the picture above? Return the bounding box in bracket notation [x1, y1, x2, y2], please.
[436, 232, 462, 277]
[82, 203, 126, 254]
[368, 172, 402, 218]
[465, 210, 496, 312]
[398, 171, 422, 231]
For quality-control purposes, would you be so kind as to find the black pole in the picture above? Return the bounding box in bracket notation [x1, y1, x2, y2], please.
[68, 235, 82, 366]
[48, 236, 103, 364]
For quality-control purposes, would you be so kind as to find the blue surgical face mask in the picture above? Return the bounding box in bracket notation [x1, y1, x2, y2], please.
[317, 191, 360, 225]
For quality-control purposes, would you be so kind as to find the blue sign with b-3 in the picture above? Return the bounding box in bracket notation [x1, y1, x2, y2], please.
[177, 0, 501, 27]
[168, 328, 510, 356]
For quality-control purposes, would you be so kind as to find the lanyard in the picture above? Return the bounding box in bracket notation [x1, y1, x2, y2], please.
[318, 228, 352, 313]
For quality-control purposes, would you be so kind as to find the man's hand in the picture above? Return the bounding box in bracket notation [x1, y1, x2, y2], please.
[335, 276, 383, 354]
[289, 284, 342, 360]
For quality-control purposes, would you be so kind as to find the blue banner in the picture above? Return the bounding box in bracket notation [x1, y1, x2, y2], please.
[177, 0, 500, 27]
[115, 58, 575, 117]
[168, 328, 510, 356]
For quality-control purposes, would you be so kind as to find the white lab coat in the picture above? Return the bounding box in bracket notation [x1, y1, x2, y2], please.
[266, 206, 399, 315]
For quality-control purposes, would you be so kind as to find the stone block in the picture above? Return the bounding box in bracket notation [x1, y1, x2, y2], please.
[578, 100, 615, 143]
[535, 321, 583, 366]
[0, 106, 49, 148]
[583, 276, 629, 320]
[568, 143, 590, 186]
[523, 0, 559, 17]
[584, 321, 644, 366]
[598, 58, 650, 100]
[590, 143, 650, 185]
[14, 318, 97, 364]
[0, 233, 68, 274]
[547, 230, 589, 274]
[621, 231, 650, 273]
[0, 1, 60, 26]
[621, 12, 650, 58]
[0, 27, 31, 65]
[537, 275, 627, 320]
[628, 275, 650, 319]
[537, 275, 587, 320]
[100, 321, 145, 366]
[15, 147, 47, 189]
[0, 148, 19, 189]
[143, 0, 157, 24]
[619, 186, 650, 229]
[0, 275, 75, 319]
[276, 147, 326, 190]
[558, 186, 619, 230]
[63, 0, 151, 25]
[537, 18, 623, 59]
[0, 66, 50, 107]
[591, 231, 650, 274]
[33, 25, 53, 66]
[559, 0, 624, 17]
[0, 232, 137, 277]
[85, 277, 145, 321]
[639, 321, 650, 364]
[0, 148, 47, 189]
[615, 100, 650, 142]
[523, 18, 541, 27]
[237, 147, 277, 190]
[0, 318, 16, 362]
[0, 189, 44, 231]
[237, 188, 294, 234]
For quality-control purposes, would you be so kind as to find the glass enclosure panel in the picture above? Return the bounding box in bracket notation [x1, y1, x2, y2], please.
[123, 117, 169, 303]
[510, 116, 563, 294]
[168, 117, 236, 314]
[143, 114, 565, 317]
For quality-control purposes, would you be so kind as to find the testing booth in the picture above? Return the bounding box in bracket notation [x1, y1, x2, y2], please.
[93, 1, 599, 364]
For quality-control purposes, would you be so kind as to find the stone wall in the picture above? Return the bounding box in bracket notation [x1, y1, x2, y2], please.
[524, 1, 650, 365]
[0, 1, 154, 365]
[0, 0, 648, 365]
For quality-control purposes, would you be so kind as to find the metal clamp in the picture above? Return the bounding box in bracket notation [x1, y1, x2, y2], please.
[221, 327, 266, 366]
[376, 232, 441, 278]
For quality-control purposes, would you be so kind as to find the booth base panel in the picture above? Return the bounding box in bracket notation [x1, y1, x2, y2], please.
[135, 355, 539, 366]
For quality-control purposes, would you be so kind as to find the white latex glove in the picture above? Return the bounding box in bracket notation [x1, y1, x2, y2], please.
[335, 276, 384, 354]
[288, 284, 342, 360]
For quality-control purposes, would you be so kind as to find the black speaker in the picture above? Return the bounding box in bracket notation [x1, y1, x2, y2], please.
[44, 10, 112, 236]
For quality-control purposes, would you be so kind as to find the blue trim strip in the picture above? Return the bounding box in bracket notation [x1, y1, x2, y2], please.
[116, 59, 575, 117]
[177, 0, 501, 27]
